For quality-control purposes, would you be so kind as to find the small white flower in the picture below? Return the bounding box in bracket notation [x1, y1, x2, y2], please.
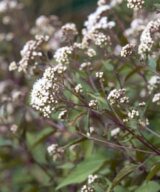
[54, 46, 73, 64]
[111, 127, 120, 137]
[121, 44, 134, 57]
[75, 84, 83, 93]
[128, 109, 139, 119]
[152, 93, 160, 104]
[127, 0, 144, 10]
[96, 72, 104, 79]
[88, 174, 98, 184]
[47, 144, 64, 160]
[89, 100, 98, 108]
[9, 61, 17, 71]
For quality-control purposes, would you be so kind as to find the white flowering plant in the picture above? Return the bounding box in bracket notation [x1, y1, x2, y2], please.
[1, 0, 160, 191]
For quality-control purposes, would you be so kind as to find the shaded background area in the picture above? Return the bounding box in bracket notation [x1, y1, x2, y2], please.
[22, 0, 97, 26]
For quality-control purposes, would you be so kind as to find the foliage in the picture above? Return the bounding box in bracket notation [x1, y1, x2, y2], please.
[0, 0, 160, 192]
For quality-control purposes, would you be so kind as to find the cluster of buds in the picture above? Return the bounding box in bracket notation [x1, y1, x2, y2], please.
[80, 174, 98, 192]
[88, 175, 98, 184]
[89, 100, 98, 108]
[47, 144, 64, 161]
[128, 109, 139, 119]
[138, 118, 149, 127]
[88, 30, 111, 48]
[9, 35, 49, 72]
[121, 44, 134, 57]
[54, 46, 73, 65]
[107, 88, 129, 105]
[86, 48, 96, 58]
[79, 62, 91, 71]
[81, 185, 95, 192]
[138, 19, 160, 56]
[30, 64, 67, 117]
[96, 72, 104, 79]
[127, 0, 144, 10]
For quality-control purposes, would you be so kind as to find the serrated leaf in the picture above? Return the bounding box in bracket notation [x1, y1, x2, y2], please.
[56, 154, 107, 190]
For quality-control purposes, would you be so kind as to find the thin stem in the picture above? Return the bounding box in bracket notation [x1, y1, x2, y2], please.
[79, 132, 156, 155]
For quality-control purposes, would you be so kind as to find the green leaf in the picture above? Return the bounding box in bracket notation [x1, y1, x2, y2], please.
[146, 164, 160, 181]
[26, 127, 54, 148]
[56, 154, 107, 190]
[114, 186, 129, 192]
[135, 181, 160, 192]
[107, 164, 138, 192]
[125, 66, 144, 82]
[29, 164, 51, 186]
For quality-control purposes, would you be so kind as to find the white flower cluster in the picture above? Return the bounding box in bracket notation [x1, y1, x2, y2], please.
[83, 4, 115, 36]
[96, 72, 104, 79]
[81, 185, 95, 192]
[152, 93, 160, 105]
[79, 62, 91, 71]
[87, 48, 96, 58]
[34, 15, 60, 35]
[121, 44, 134, 57]
[124, 18, 145, 44]
[75, 84, 83, 93]
[89, 100, 98, 108]
[148, 75, 160, 93]
[54, 46, 73, 65]
[90, 31, 111, 48]
[107, 89, 129, 105]
[138, 118, 149, 127]
[80, 174, 97, 192]
[128, 109, 139, 119]
[138, 19, 160, 56]
[10, 35, 49, 72]
[30, 64, 67, 117]
[47, 144, 64, 160]
[0, 0, 22, 13]
[127, 0, 144, 10]
[61, 23, 78, 41]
